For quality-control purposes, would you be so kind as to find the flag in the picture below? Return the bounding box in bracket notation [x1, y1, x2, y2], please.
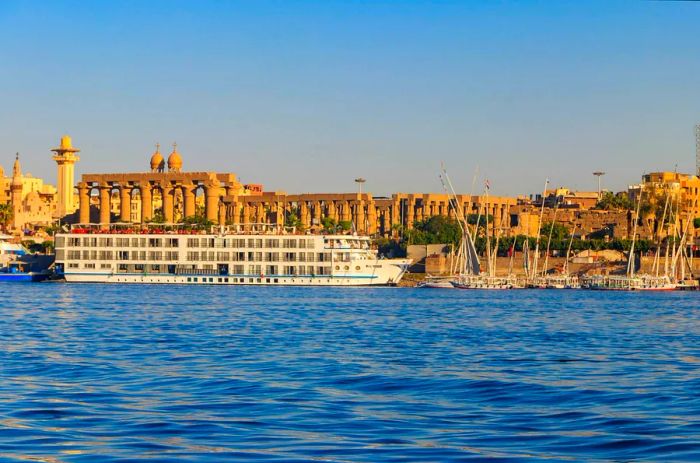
[484, 179, 491, 191]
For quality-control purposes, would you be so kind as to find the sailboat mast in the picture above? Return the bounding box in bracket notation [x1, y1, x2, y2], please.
[485, 184, 492, 277]
[531, 178, 550, 280]
[542, 197, 559, 277]
[627, 185, 644, 278]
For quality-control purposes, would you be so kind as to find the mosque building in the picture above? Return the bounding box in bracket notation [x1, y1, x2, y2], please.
[0, 153, 57, 230]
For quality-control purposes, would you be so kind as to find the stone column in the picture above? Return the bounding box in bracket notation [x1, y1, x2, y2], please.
[313, 201, 322, 227]
[183, 183, 196, 219]
[382, 208, 390, 235]
[99, 183, 111, 226]
[242, 202, 250, 226]
[78, 182, 90, 224]
[218, 202, 226, 225]
[367, 201, 377, 234]
[230, 199, 240, 225]
[300, 201, 310, 228]
[416, 204, 424, 222]
[341, 201, 351, 222]
[120, 186, 131, 223]
[391, 199, 401, 226]
[141, 183, 152, 223]
[276, 201, 284, 225]
[355, 200, 365, 233]
[205, 182, 221, 224]
[406, 198, 415, 230]
[162, 184, 174, 223]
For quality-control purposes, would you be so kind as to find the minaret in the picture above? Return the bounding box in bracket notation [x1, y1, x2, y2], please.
[11, 153, 23, 229]
[51, 135, 80, 218]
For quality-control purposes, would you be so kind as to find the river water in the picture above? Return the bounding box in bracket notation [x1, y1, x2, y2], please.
[1, 284, 699, 462]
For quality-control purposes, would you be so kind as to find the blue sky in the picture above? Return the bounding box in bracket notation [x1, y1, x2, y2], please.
[0, 1, 699, 196]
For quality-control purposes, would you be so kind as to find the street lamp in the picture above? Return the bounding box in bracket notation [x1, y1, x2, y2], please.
[354, 178, 366, 195]
[593, 172, 605, 200]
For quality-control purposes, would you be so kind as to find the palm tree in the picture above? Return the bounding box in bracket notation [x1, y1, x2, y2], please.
[0, 204, 13, 231]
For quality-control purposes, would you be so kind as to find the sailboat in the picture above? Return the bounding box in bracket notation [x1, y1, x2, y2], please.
[450, 180, 518, 290]
[582, 186, 676, 291]
[538, 200, 580, 289]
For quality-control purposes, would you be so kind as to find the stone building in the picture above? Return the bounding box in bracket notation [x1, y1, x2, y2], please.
[1, 154, 57, 230]
[76, 148, 517, 236]
[630, 171, 700, 239]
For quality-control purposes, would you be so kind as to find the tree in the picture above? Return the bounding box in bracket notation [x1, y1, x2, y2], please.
[183, 215, 213, 228]
[0, 203, 13, 230]
[285, 212, 302, 230]
[321, 216, 337, 231]
[405, 216, 462, 247]
[595, 191, 633, 211]
[338, 220, 353, 231]
[540, 222, 569, 241]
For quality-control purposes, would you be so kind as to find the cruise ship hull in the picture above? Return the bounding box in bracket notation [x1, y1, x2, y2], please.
[63, 269, 407, 286]
[56, 226, 410, 287]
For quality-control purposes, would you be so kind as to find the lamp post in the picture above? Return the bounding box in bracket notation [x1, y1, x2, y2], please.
[593, 172, 605, 200]
[354, 178, 366, 195]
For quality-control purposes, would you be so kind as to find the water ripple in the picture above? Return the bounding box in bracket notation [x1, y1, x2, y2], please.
[0, 284, 699, 461]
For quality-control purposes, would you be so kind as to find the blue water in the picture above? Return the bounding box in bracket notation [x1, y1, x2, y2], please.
[1, 285, 700, 462]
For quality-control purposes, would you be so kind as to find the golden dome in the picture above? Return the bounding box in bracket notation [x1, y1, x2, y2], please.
[167, 142, 183, 172]
[150, 143, 164, 172]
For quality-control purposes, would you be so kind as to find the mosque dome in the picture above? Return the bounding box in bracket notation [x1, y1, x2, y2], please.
[167, 143, 183, 172]
[150, 144, 164, 172]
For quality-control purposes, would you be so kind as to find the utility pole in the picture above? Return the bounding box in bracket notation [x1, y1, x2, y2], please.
[695, 124, 700, 177]
[593, 171, 605, 200]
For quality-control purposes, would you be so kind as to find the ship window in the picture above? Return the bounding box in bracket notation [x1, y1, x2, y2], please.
[193, 277, 198, 282]
[209, 277, 214, 282]
[266, 278, 270, 283]
[274, 278, 278, 283]
[187, 277, 192, 282]
[356, 266, 361, 270]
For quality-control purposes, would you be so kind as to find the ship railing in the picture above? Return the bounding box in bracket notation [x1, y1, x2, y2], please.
[67, 222, 302, 236]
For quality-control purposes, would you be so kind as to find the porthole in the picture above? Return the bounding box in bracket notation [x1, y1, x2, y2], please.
[344, 265, 349, 270]
[355, 266, 361, 271]
[335, 265, 340, 270]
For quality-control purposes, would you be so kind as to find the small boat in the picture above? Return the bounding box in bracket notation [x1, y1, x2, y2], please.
[451, 274, 518, 290]
[418, 276, 456, 289]
[582, 274, 677, 291]
[534, 274, 580, 289]
[0, 234, 52, 282]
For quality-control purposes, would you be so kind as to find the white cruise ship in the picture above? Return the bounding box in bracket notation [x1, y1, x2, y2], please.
[55, 224, 410, 286]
